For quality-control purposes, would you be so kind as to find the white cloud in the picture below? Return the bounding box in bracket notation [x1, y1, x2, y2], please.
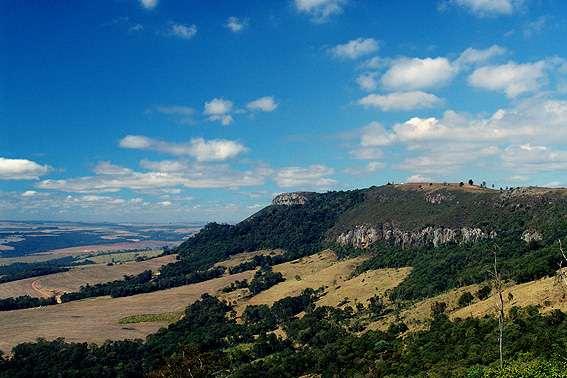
[360, 122, 396, 147]
[406, 174, 433, 183]
[39, 161, 269, 193]
[357, 91, 442, 111]
[246, 96, 278, 112]
[502, 144, 567, 173]
[21, 190, 38, 197]
[169, 23, 197, 40]
[226, 17, 248, 32]
[294, 0, 347, 23]
[468, 61, 548, 97]
[356, 72, 379, 91]
[119, 135, 247, 161]
[396, 145, 500, 174]
[275, 165, 336, 188]
[360, 56, 383, 70]
[448, 0, 519, 16]
[140, 0, 157, 10]
[343, 161, 384, 176]
[330, 38, 379, 60]
[0, 157, 50, 180]
[204, 98, 234, 125]
[188, 138, 247, 161]
[454, 45, 506, 68]
[119, 135, 152, 149]
[350, 146, 383, 160]
[381, 57, 457, 90]
[353, 98, 567, 175]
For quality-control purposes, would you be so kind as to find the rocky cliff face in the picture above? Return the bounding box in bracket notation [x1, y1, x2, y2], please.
[335, 224, 497, 249]
[272, 192, 311, 206]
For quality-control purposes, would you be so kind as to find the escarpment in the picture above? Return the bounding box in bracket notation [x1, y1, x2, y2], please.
[335, 224, 496, 249]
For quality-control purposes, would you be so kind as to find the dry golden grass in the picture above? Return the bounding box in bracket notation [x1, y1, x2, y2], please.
[368, 271, 567, 333]
[221, 250, 411, 317]
[0, 254, 177, 299]
[367, 283, 485, 333]
[0, 270, 254, 352]
[452, 274, 567, 319]
[316, 266, 411, 308]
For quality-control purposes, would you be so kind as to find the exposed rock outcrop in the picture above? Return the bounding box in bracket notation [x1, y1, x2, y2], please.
[272, 192, 311, 206]
[424, 192, 455, 205]
[336, 224, 496, 249]
[521, 229, 543, 244]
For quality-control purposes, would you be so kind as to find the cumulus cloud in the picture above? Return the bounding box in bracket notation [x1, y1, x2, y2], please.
[246, 96, 278, 112]
[275, 165, 335, 188]
[330, 38, 379, 60]
[353, 98, 567, 175]
[368, 46, 504, 92]
[21, 190, 38, 197]
[360, 57, 383, 70]
[396, 145, 500, 174]
[39, 161, 269, 193]
[140, 0, 157, 10]
[119, 135, 247, 161]
[169, 23, 197, 40]
[447, 0, 520, 16]
[356, 72, 379, 91]
[204, 98, 234, 125]
[0, 157, 50, 180]
[357, 91, 443, 111]
[381, 57, 457, 90]
[406, 174, 433, 183]
[468, 61, 548, 97]
[225, 17, 248, 32]
[294, 0, 347, 23]
[360, 122, 397, 147]
[454, 45, 506, 68]
[502, 144, 567, 173]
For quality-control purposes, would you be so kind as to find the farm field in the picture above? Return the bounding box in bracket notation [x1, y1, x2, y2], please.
[0, 240, 177, 266]
[0, 254, 177, 299]
[0, 270, 254, 352]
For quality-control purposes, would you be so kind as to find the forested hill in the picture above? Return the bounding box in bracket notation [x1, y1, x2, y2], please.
[175, 183, 567, 267]
[162, 182, 567, 301]
[173, 189, 366, 270]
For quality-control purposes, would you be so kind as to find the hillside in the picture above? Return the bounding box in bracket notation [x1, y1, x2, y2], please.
[1, 183, 567, 377]
[171, 183, 567, 300]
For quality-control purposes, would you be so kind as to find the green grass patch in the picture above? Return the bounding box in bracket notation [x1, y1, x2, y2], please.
[118, 311, 182, 324]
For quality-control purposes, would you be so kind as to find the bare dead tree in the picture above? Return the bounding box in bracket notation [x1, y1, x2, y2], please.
[557, 240, 567, 290]
[492, 248, 505, 370]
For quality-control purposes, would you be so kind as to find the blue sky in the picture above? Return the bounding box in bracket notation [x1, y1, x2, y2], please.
[2, 0, 567, 223]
